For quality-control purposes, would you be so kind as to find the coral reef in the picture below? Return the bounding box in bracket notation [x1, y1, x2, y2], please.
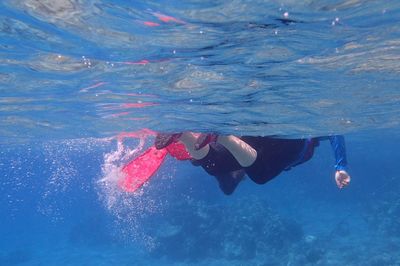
[0, 249, 32, 266]
[150, 197, 304, 262]
[364, 179, 400, 237]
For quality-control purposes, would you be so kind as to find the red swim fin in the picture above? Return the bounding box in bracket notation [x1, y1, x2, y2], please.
[119, 146, 168, 192]
[166, 142, 191, 161]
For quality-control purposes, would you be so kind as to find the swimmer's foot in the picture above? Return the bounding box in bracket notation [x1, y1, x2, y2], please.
[155, 133, 182, 149]
[194, 133, 218, 150]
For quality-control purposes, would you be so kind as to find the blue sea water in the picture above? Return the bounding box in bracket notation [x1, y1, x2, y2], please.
[1, 0, 400, 265]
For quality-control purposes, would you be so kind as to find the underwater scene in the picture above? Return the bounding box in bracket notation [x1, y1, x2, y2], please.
[1, 0, 400, 265]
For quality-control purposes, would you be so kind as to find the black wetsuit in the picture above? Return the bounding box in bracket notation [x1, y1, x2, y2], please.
[191, 136, 347, 195]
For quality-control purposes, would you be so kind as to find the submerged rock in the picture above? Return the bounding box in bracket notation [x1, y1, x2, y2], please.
[305, 247, 325, 264]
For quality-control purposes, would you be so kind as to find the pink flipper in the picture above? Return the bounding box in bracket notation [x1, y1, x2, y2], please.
[166, 142, 191, 161]
[119, 146, 168, 192]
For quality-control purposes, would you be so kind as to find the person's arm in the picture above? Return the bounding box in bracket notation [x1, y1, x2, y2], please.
[329, 135, 347, 171]
[329, 135, 351, 189]
[318, 135, 351, 189]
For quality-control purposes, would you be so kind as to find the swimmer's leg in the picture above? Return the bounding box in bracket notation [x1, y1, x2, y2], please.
[217, 135, 257, 167]
[179, 132, 210, 160]
[180, 132, 258, 167]
[215, 169, 246, 195]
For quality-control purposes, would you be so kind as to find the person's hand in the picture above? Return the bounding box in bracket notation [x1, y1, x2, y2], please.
[335, 170, 351, 189]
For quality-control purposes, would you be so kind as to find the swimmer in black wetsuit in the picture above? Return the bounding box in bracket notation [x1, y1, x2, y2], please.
[155, 132, 351, 195]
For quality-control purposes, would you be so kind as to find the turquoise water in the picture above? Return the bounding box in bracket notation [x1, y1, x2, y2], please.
[1, 1, 400, 265]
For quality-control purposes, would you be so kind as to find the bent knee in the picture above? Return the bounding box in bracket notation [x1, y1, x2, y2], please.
[219, 184, 236, 195]
[248, 174, 277, 185]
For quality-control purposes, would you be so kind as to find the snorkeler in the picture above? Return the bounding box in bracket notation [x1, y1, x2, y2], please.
[155, 132, 351, 195]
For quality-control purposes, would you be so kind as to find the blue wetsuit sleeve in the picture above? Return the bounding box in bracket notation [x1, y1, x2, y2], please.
[329, 135, 347, 171]
[316, 135, 348, 171]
